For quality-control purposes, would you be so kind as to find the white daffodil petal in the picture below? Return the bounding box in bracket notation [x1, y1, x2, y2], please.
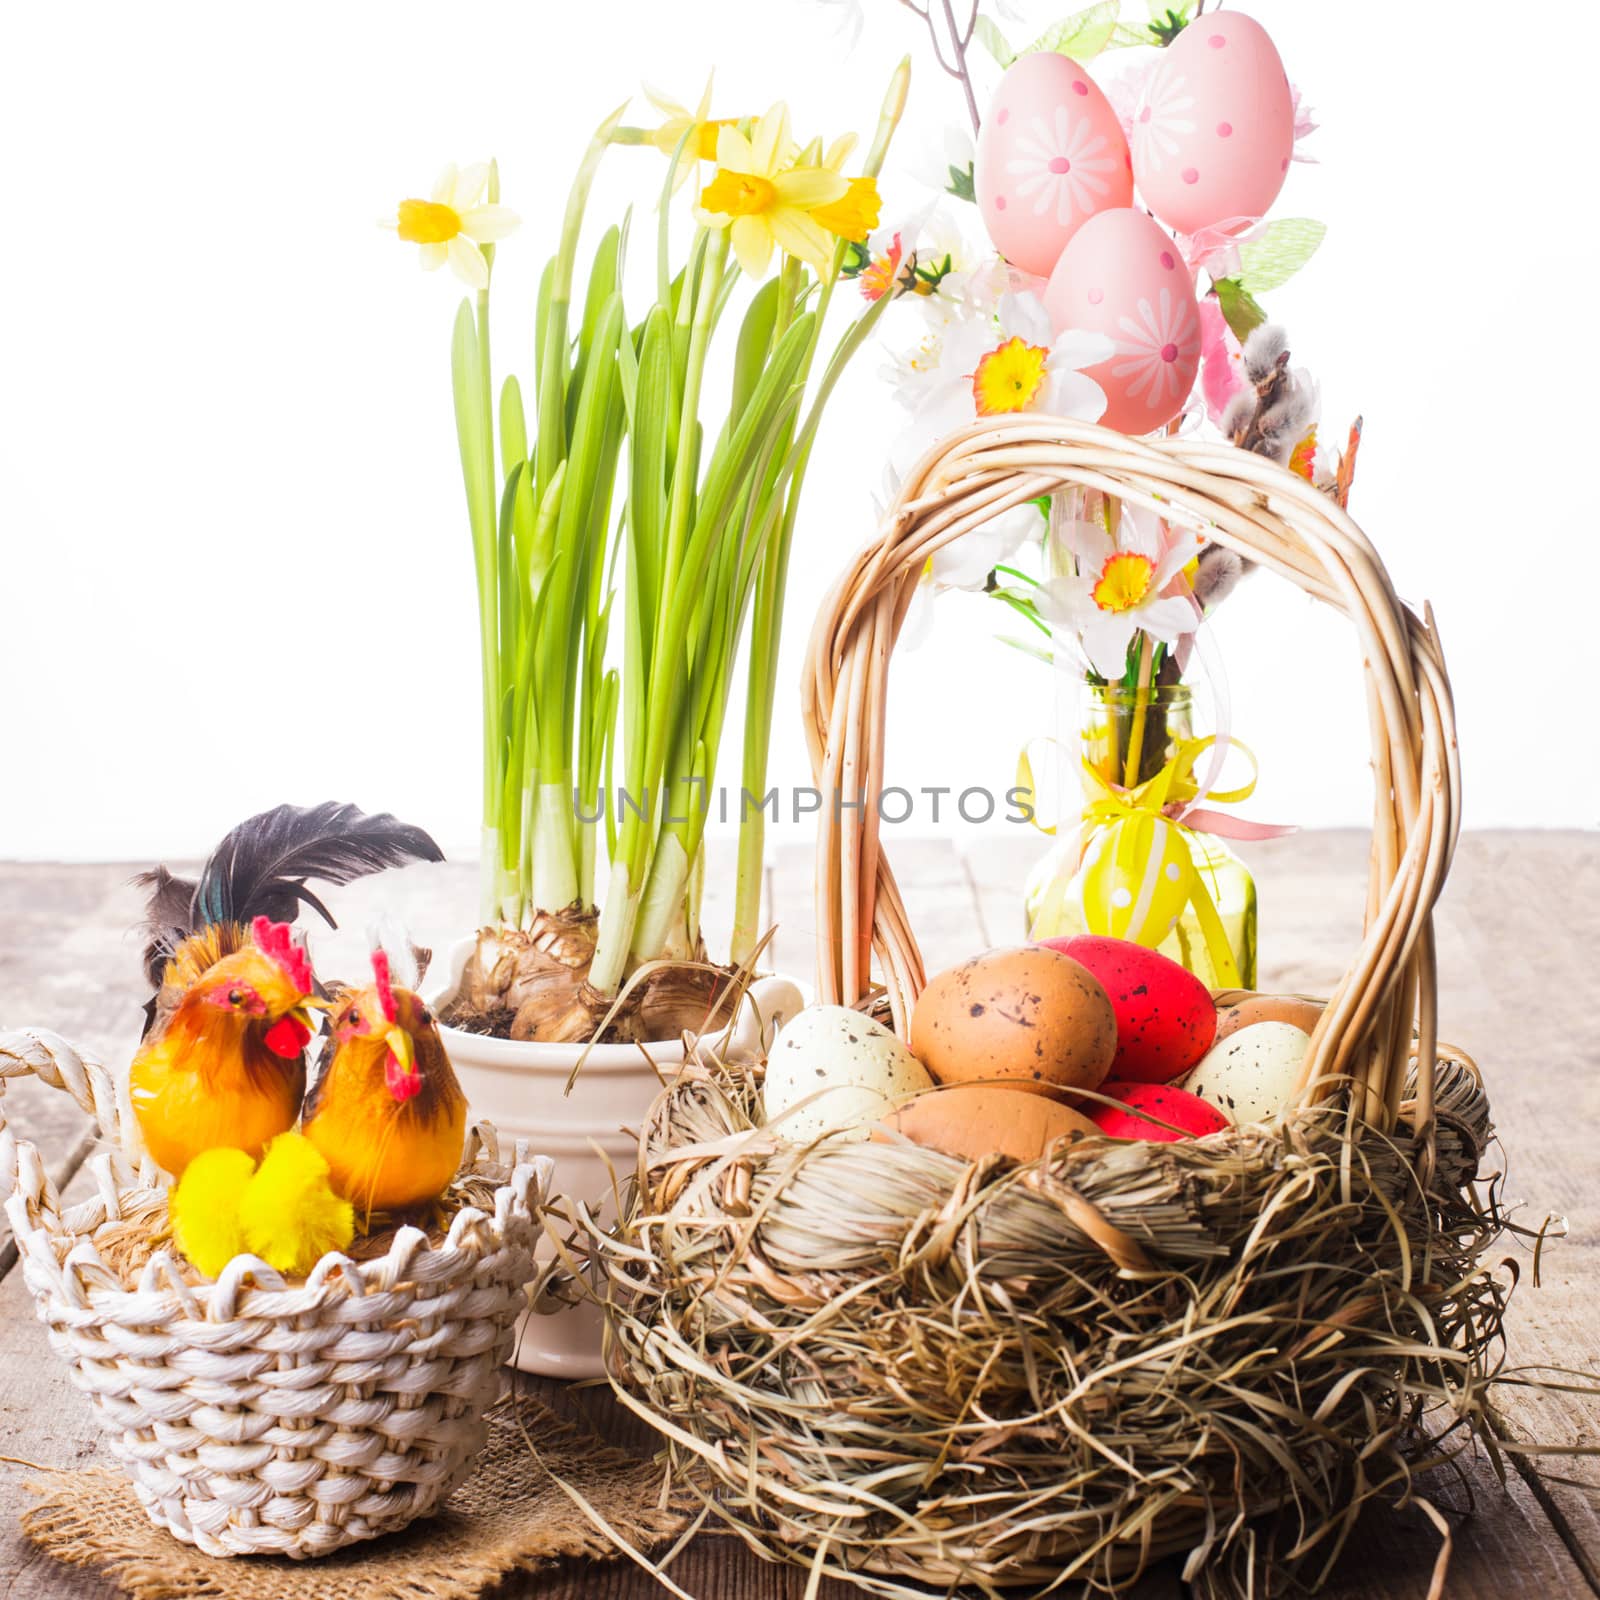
[446, 234, 489, 289]
[431, 165, 457, 204]
[643, 83, 687, 119]
[1118, 507, 1163, 561]
[460, 204, 520, 243]
[1050, 328, 1118, 370]
[752, 103, 788, 176]
[823, 132, 858, 172]
[1064, 517, 1114, 570]
[774, 168, 848, 208]
[999, 291, 1054, 347]
[768, 206, 831, 271]
[1035, 573, 1096, 627]
[716, 124, 754, 172]
[1151, 534, 1204, 590]
[1081, 612, 1139, 678]
[1045, 369, 1109, 423]
[418, 242, 449, 271]
[1138, 595, 1202, 640]
[451, 162, 491, 212]
[729, 215, 774, 279]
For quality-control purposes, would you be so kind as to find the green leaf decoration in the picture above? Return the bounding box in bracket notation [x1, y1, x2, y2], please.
[1024, 2, 1122, 61]
[1145, 3, 1193, 45]
[1214, 278, 1267, 343]
[947, 161, 976, 203]
[1237, 219, 1327, 293]
[975, 15, 1017, 67]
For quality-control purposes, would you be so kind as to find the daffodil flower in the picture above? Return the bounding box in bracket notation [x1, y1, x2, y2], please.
[891, 291, 1111, 473]
[385, 163, 519, 291]
[697, 104, 847, 278]
[643, 77, 742, 192]
[1036, 505, 1202, 679]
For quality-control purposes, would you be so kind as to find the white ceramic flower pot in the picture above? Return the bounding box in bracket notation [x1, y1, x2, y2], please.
[428, 936, 803, 1378]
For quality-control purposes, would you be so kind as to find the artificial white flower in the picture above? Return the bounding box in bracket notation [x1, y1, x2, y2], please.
[891, 290, 1112, 473]
[1036, 505, 1202, 679]
[385, 163, 519, 290]
[908, 123, 977, 197]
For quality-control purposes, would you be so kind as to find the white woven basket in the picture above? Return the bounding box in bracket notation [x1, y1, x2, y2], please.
[0, 1026, 548, 1559]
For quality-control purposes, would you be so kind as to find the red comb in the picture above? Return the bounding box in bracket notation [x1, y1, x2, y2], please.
[251, 916, 314, 994]
[371, 948, 397, 1024]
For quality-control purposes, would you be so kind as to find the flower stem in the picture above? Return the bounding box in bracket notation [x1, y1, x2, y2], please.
[1124, 632, 1154, 790]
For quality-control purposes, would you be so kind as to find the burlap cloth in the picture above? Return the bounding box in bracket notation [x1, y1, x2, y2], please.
[20, 1392, 689, 1600]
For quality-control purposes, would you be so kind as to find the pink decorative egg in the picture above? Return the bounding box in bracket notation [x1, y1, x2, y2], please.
[976, 53, 1133, 279]
[1090, 1080, 1229, 1142]
[1131, 11, 1295, 237]
[1043, 208, 1200, 434]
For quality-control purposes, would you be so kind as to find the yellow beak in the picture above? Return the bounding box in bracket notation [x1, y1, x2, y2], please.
[385, 1025, 415, 1076]
[291, 1001, 324, 1030]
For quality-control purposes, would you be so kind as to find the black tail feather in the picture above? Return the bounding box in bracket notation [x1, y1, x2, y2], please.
[136, 802, 444, 988]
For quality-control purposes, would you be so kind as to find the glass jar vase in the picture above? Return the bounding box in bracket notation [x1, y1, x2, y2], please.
[1023, 681, 1258, 988]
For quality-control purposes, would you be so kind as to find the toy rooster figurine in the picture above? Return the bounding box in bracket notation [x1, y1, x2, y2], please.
[130, 802, 443, 1176]
[303, 944, 467, 1217]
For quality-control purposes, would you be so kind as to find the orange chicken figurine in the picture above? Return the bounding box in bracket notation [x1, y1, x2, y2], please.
[129, 801, 443, 1178]
[131, 916, 321, 1176]
[303, 948, 467, 1217]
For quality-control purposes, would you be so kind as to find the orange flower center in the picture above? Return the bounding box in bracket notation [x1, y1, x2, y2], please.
[396, 199, 463, 245]
[972, 336, 1049, 417]
[1091, 551, 1157, 613]
[701, 169, 776, 217]
[695, 119, 737, 160]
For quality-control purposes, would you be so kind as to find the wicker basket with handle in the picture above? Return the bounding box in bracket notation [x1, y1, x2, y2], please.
[0, 1026, 546, 1559]
[594, 416, 1505, 1596]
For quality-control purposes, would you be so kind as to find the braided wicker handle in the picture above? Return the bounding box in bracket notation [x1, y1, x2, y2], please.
[802, 416, 1459, 1136]
[1, 1029, 150, 1228]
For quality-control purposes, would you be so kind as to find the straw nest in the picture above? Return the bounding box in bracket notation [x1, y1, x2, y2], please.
[588, 1048, 1508, 1596]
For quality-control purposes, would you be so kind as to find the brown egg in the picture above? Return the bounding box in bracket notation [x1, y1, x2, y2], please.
[909, 946, 1116, 1096]
[879, 1084, 1100, 1164]
[1214, 993, 1326, 1044]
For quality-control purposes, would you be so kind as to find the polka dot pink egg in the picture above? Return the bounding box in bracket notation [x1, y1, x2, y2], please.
[1043, 207, 1200, 434]
[976, 52, 1133, 279]
[1131, 11, 1295, 238]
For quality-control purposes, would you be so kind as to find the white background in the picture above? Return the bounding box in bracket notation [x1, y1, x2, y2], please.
[2, 0, 1594, 866]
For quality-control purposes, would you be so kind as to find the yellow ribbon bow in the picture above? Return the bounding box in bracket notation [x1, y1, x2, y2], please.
[1075, 734, 1256, 987]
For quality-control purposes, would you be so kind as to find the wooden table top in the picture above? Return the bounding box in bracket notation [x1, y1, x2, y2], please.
[1, 832, 1595, 1598]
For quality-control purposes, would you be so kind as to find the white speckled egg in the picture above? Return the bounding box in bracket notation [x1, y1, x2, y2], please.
[1132, 10, 1295, 237]
[763, 1006, 934, 1143]
[976, 51, 1133, 278]
[1179, 1020, 1310, 1125]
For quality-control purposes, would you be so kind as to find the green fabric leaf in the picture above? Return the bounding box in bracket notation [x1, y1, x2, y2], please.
[975, 15, 1016, 66]
[1237, 218, 1327, 293]
[947, 162, 976, 203]
[1024, 2, 1121, 60]
[1214, 278, 1267, 343]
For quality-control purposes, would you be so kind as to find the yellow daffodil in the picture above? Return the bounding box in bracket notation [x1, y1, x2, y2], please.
[697, 104, 846, 278]
[385, 163, 519, 291]
[643, 77, 743, 192]
[811, 176, 882, 245]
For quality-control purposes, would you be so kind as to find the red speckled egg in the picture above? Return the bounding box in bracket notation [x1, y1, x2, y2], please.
[1090, 1080, 1229, 1142]
[1039, 934, 1216, 1082]
[1131, 10, 1295, 237]
[1042, 207, 1200, 434]
[976, 52, 1134, 279]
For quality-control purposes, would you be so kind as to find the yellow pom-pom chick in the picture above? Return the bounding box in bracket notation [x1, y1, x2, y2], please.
[237, 1132, 355, 1276]
[169, 1147, 256, 1277]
